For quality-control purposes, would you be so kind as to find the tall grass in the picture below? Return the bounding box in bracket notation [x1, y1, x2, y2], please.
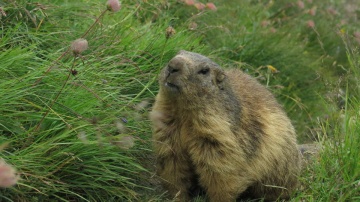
[0, 0, 205, 200]
[295, 33, 360, 201]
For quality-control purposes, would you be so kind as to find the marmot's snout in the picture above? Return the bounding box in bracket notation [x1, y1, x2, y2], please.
[164, 56, 189, 91]
[166, 56, 187, 76]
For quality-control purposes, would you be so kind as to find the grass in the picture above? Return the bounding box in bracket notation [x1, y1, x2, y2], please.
[0, 0, 359, 201]
[295, 28, 360, 201]
[0, 0, 205, 200]
[298, 89, 360, 200]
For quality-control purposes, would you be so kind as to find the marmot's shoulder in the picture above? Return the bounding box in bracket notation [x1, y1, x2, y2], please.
[224, 68, 281, 110]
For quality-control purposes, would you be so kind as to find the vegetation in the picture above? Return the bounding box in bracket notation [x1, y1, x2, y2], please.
[0, 0, 359, 201]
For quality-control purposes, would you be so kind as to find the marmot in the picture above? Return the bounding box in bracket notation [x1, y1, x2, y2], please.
[150, 51, 301, 202]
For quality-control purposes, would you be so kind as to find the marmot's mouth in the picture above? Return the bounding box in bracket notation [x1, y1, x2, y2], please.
[165, 82, 179, 91]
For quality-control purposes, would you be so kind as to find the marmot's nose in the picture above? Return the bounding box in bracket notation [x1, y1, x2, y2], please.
[167, 57, 185, 75]
[168, 65, 179, 74]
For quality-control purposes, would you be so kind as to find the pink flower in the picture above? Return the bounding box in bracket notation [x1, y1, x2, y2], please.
[206, 3, 217, 11]
[309, 7, 316, 16]
[71, 38, 88, 55]
[354, 31, 360, 39]
[297, 1, 305, 9]
[354, 31, 360, 44]
[307, 20, 315, 28]
[184, 0, 195, 6]
[327, 7, 337, 16]
[107, 0, 121, 12]
[261, 20, 270, 27]
[194, 3, 205, 10]
[0, 159, 19, 188]
[339, 19, 347, 26]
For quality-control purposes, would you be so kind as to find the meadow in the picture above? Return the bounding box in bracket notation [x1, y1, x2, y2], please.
[0, 0, 359, 201]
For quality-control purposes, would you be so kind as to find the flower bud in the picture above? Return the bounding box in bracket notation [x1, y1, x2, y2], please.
[354, 31, 360, 39]
[184, 0, 195, 6]
[0, 159, 19, 188]
[188, 22, 198, 30]
[309, 7, 316, 16]
[194, 3, 205, 10]
[107, 0, 121, 12]
[206, 3, 217, 11]
[0, 7, 6, 17]
[165, 26, 176, 39]
[71, 38, 88, 55]
[306, 20, 315, 28]
[296, 1, 305, 9]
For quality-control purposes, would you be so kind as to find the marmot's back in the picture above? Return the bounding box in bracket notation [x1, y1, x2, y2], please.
[150, 50, 301, 202]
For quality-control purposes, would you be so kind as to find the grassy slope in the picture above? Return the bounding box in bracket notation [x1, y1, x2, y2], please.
[0, 0, 205, 201]
[0, 0, 359, 201]
[299, 40, 360, 201]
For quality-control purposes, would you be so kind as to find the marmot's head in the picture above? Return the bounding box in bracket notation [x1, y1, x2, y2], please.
[159, 51, 226, 100]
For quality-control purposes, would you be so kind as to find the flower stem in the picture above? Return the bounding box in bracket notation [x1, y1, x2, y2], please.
[33, 9, 108, 86]
[34, 58, 76, 132]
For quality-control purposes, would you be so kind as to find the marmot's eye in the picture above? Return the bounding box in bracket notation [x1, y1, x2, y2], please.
[198, 68, 210, 75]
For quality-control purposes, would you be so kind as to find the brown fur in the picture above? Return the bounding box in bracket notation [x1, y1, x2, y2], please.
[150, 51, 301, 202]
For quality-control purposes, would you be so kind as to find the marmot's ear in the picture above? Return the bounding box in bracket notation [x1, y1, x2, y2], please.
[215, 69, 226, 89]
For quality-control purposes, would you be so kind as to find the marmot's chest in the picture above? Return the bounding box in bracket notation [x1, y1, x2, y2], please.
[171, 119, 200, 150]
